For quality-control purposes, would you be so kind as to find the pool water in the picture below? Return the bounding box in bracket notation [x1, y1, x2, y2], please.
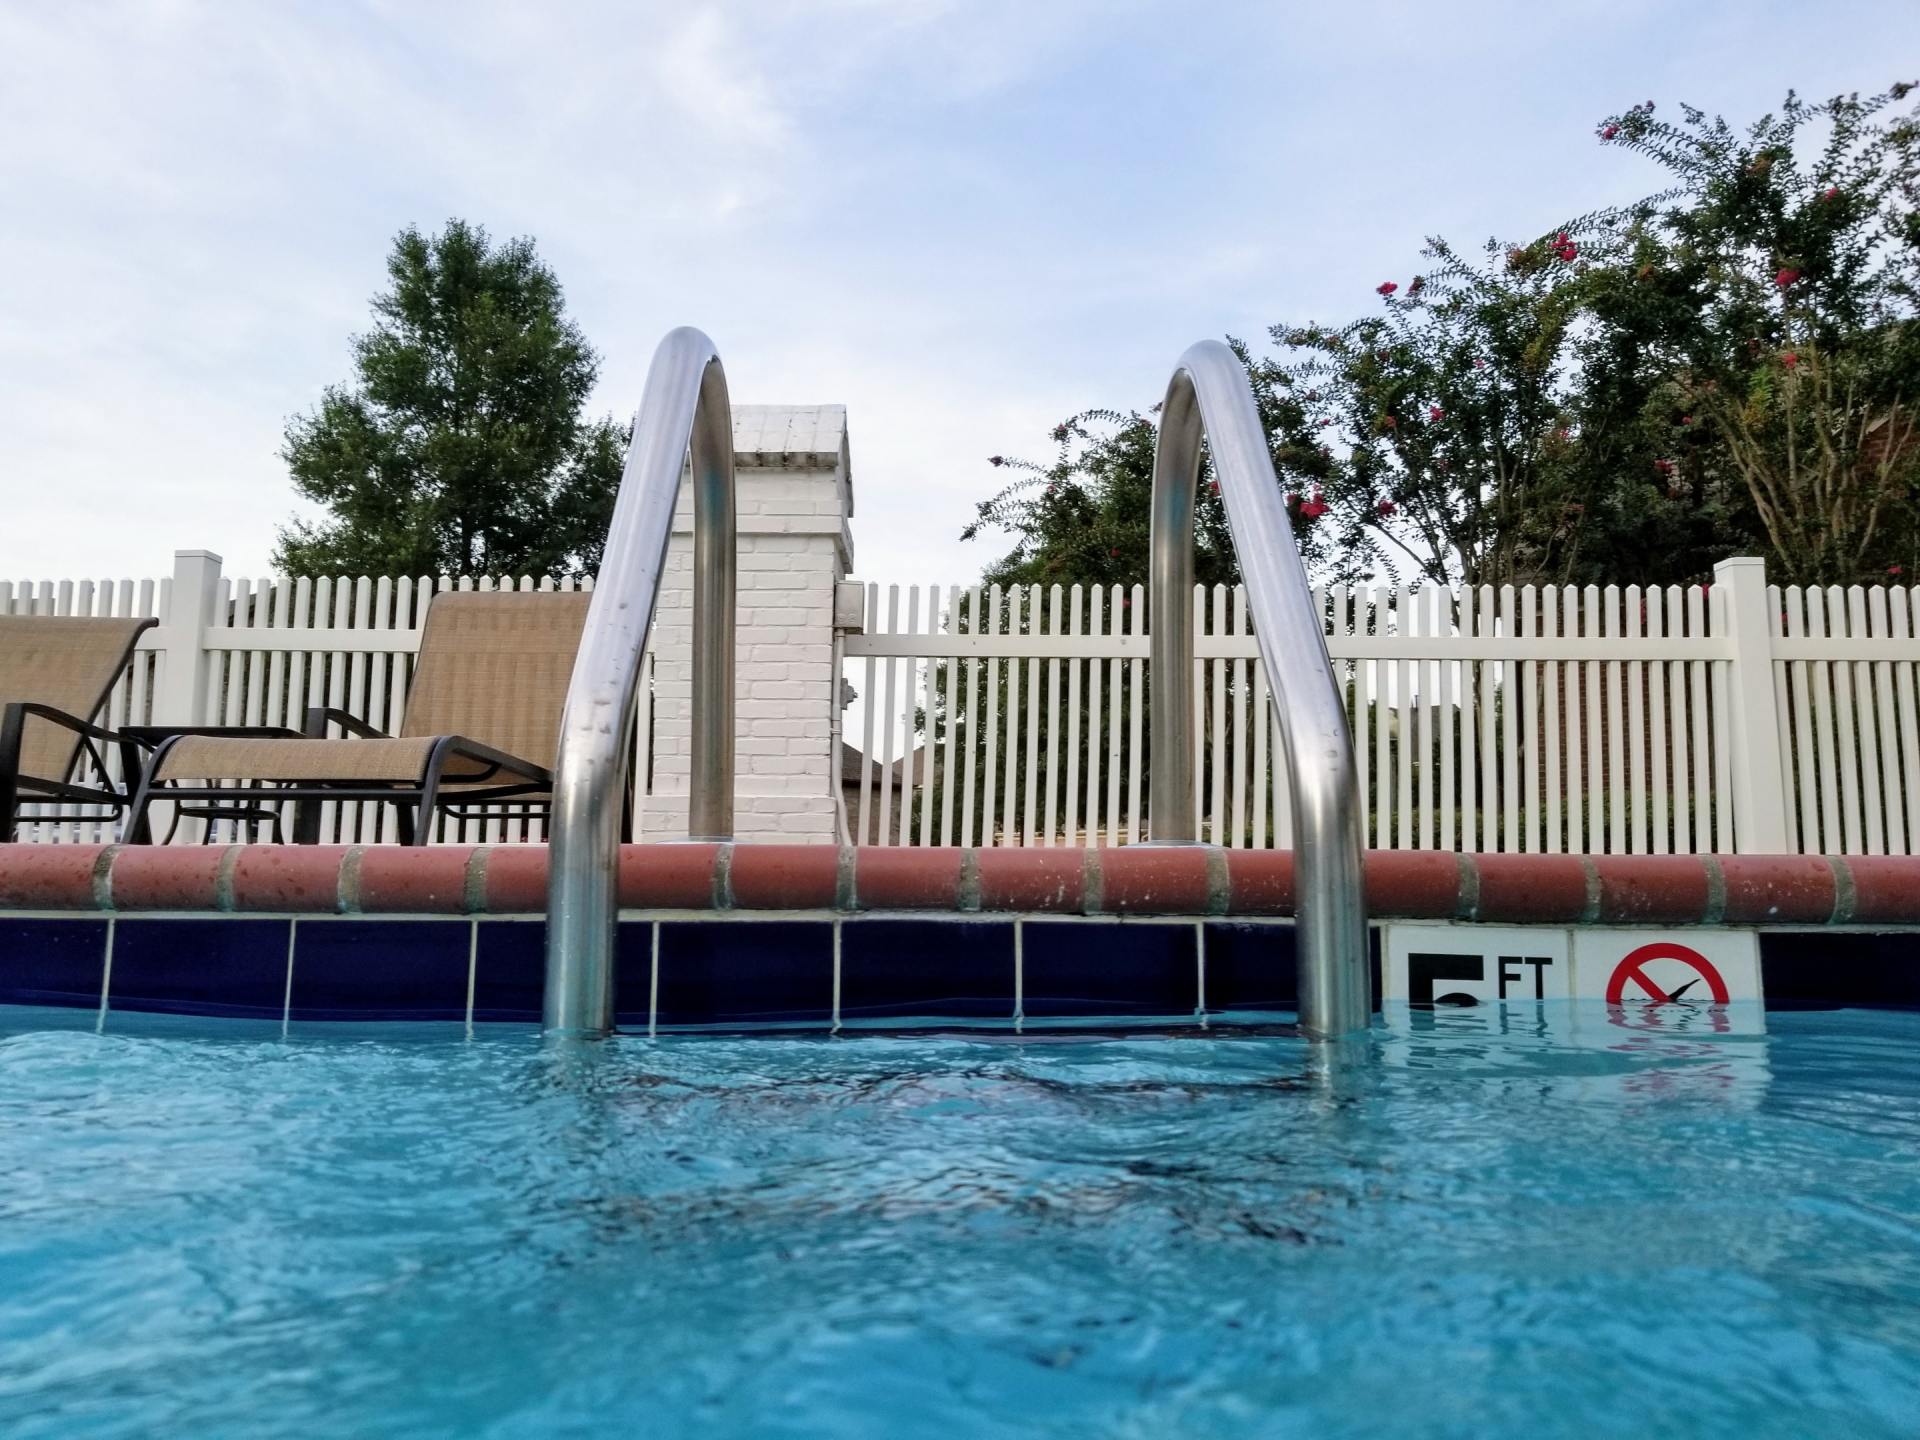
[1, 1004, 1917, 1438]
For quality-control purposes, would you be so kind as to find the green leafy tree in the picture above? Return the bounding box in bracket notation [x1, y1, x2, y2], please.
[1591, 85, 1920, 584]
[970, 83, 1920, 593]
[275, 220, 627, 578]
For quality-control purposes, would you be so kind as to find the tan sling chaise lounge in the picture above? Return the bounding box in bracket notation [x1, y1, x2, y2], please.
[127, 589, 593, 845]
[1, 614, 159, 840]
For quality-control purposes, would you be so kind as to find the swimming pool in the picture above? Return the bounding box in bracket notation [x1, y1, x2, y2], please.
[2, 1004, 1917, 1437]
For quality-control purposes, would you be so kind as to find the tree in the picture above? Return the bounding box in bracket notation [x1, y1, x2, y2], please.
[1591, 85, 1920, 585]
[275, 220, 627, 578]
[967, 82, 1920, 593]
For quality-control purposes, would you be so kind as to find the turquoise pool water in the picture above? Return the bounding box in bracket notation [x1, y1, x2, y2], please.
[1, 1004, 1917, 1437]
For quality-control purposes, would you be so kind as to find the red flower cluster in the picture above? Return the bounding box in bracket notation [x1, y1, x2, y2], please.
[1782, 352, 1799, 369]
[1600, 123, 1619, 140]
[1052, 424, 1070, 441]
[1429, 406, 1444, 421]
[988, 455, 1005, 466]
[1300, 491, 1330, 518]
[1376, 281, 1398, 296]
[1653, 458, 1676, 476]
[1890, 565, 1906, 577]
[1108, 547, 1120, 558]
[1551, 231, 1577, 262]
[1376, 499, 1397, 517]
[1775, 268, 1801, 288]
[1823, 186, 1841, 201]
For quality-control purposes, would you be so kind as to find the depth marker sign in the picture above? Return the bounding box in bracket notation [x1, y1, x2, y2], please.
[1384, 925, 1762, 1006]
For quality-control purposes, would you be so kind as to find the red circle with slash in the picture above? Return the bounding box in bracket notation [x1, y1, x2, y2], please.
[1605, 941, 1731, 1005]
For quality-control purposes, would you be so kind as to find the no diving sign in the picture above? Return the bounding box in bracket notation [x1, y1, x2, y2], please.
[1603, 941, 1731, 1004]
[1384, 925, 1761, 1005]
[1574, 931, 1760, 1004]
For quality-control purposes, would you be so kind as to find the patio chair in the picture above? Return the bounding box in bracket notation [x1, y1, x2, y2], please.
[1, 614, 159, 841]
[127, 589, 594, 845]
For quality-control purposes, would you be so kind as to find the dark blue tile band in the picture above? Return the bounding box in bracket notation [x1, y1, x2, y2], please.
[109, 918, 291, 1020]
[0, 917, 109, 1010]
[291, 920, 471, 1022]
[656, 920, 832, 1027]
[1021, 920, 1199, 1018]
[841, 918, 1015, 1020]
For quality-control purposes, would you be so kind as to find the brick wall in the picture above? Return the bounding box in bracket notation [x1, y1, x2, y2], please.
[640, 406, 852, 843]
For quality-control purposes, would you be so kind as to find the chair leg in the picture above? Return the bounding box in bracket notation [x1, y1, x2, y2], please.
[292, 799, 321, 845]
[393, 804, 416, 847]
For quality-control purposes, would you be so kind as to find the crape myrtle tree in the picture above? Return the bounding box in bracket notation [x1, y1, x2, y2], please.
[1590, 84, 1920, 586]
[969, 84, 1920, 595]
[276, 220, 628, 579]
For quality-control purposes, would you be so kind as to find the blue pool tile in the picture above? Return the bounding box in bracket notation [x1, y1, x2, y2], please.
[656, 921, 832, 1027]
[1020, 920, 1199, 1019]
[473, 921, 544, 1023]
[471, 920, 650, 1024]
[1202, 923, 1296, 1014]
[840, 919, 1015, 1020]
[0, 917, 109, 1009]
[290, 920, 471, 1022]
[1761, 933, 1920, 1009]
[614, 922, 652, 1027]
[109, 918, 291, 1020]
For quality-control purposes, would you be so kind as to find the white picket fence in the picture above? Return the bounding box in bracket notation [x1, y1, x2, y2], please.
[842, 558, 1920, 856]
[10, 552, 1920, 854]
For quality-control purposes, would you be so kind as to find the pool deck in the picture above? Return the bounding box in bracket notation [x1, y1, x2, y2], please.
[0, 842, 1914, 925]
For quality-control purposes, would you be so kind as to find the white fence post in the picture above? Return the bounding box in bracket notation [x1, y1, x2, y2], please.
[1713, 556, 1790, 853]
[153, 549, 224, 728]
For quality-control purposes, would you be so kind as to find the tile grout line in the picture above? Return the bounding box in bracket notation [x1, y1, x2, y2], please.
[1195, 919, 1208, 1029]
[831, 917, 842, 1034]
[647, 921, 660, 1039]
[281, 918, 297, 1038]
[96, 916, 116, 1033]
[464, 919, 478, 1038]
[1013, 918, 1024, 1032]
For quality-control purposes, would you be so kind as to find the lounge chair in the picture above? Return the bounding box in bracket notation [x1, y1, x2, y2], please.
[127, 590, 593, 845]
[1, 615, 159, 840]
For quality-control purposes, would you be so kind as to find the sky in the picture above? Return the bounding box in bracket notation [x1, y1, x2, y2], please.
[0, 0, 1911, 586]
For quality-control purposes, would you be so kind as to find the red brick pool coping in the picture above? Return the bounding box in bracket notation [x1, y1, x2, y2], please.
[0, 844, 1912, 925]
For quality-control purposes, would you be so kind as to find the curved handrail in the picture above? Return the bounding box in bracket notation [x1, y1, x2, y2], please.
[1148, 340, 1368, 1037]
[544, 326, 736, 1034]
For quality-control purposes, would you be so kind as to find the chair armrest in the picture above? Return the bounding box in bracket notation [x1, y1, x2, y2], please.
[303, 706, 391, 740]
[4, 702, 151, 750]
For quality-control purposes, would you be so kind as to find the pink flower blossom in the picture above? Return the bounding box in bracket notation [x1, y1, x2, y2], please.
[1775, 268, 1801, 288]
[1429, 406, 1444, 421]
[1300, 491, 1330, 518]
[1376, 281, 1398, 296]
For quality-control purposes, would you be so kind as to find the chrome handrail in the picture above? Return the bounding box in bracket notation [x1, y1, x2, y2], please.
[544, 327, 736, 1034]
[1148, 340, 1368, 1037]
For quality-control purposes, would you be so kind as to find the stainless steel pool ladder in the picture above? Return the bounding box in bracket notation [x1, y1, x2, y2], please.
[544, 327, 736, 1034]
[1148, 340, 1369, 1037]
